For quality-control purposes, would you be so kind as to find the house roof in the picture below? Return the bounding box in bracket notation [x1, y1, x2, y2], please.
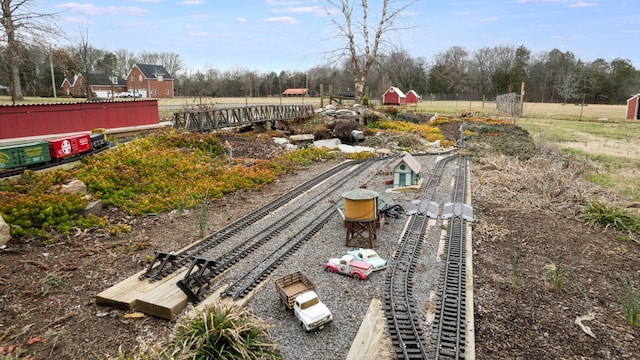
[87, 71, 127, 86]
[133, 63, 173, 80]
[384, 86, 406, 98]
[627, 94, 640, 103]
[282, 88, 308, 95]
[406, 90, 420, 98]
[392, 153, 422, 174]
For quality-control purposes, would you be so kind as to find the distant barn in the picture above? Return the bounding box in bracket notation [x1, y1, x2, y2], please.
[406, 90, 420, 104]
[382, 87, 406, 105]
[282, 88, 308, 97]
[626, 94, 640, 120]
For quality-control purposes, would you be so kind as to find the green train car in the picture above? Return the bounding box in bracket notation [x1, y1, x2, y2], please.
[0, 141, 52, 169]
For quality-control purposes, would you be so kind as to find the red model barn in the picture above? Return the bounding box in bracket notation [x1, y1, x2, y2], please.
[626, 94, 640, 120]
[406, 90, 420, 104]
[382, 87, 406, 105]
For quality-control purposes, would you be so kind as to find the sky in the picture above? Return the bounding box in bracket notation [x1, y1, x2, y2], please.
[39, 0, 640, 74]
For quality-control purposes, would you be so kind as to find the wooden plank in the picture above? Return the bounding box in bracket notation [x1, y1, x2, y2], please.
[134, 271, 189, 320]
[95, 269, 183, 311]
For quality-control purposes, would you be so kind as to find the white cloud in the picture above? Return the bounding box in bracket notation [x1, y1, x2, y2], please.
[570, 2, 597, 7]
[477, 17, 498, 23]
[189, 31, 209, 36]
[179, 0, 204, 4]
[263, 16, 299, 24]
[284, 6, 324, 16]
[57, 3, 148, 16]
[236, 17, 247, 23]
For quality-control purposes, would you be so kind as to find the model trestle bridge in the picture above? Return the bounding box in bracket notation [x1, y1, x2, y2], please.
[172, 104, 315, 132]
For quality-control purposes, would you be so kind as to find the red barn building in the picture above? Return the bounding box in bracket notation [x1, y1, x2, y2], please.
[126, 64, 174, 98]
[382, 87, 406, 105]
[406, 90, 420, 104]
[626, 94, 640, 120]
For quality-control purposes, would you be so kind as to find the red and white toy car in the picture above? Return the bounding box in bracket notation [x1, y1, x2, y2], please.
[324, 254, 373, 280]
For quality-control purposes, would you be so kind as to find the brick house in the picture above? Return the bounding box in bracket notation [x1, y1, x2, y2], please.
[61, 72, 127, 98]
[126, 64, 174, 98]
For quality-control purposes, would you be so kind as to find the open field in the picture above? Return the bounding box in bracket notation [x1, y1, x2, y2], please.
[1, 95, 628, 122]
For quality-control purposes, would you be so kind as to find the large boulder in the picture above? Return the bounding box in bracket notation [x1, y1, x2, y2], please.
[59, 179, 88, 195]
[0, 215, 11, 246]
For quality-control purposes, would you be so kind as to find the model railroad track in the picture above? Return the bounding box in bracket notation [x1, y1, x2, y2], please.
[431, 157, 469, 359]
[385, 155, 460, 360]
[140, 159, 372, 282]
[176, 158, 390, 303]
[219, 209, 334, 300]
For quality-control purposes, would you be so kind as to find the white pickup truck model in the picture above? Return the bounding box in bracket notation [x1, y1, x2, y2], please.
[275, 271, 333, 332]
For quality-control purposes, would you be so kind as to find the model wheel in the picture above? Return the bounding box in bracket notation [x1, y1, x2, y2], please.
[353, 273, 360, 280]
[325, 267, 334, 273]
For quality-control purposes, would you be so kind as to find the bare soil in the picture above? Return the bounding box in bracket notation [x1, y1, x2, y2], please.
[1, 121, 639, 359]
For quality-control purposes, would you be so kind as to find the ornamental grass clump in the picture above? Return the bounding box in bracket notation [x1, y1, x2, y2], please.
[160, 303, 282, 360]
[580, 201, 640, 233]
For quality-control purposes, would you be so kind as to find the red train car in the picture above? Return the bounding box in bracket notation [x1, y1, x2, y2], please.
[48, 134, 92, 159]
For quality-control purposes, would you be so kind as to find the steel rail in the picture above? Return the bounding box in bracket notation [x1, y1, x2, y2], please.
[432, 156, 468, 359]
[385, 154, 460, 359]
[176, 159, 383, 302]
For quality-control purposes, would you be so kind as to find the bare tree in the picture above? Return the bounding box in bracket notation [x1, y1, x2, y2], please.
[114, 48, 136, 78]
[156, 51, 184, 77]
[322, 0, 417, 104]
[0, 0, 58, 102]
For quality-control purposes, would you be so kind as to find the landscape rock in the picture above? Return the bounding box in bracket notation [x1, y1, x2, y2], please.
[82, 199, 103, 217]
[289, 134, 315, 144]
[59, 179, 87, 195]
[0, 215, 10, 246]
[313, 138, 342, 149]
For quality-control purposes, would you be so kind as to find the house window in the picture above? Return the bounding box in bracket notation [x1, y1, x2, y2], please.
[139, 74, 143, 82]
[400, 164, 406, 171]
[165, 89, 169, 95]
[151, 89, 156, 95]
[157, 75, 163, 82]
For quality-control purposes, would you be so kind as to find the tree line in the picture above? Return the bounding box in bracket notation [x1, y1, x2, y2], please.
[1, 0, 638, 104]
[2, 42, 638, 105]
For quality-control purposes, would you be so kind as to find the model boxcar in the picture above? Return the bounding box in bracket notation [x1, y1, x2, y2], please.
[48, 134, 92, 159]
[0, 141, 51, 169]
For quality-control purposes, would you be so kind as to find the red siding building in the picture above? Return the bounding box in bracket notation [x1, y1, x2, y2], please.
[626, 94, 640, 120]
[406, 90, 420, 104]
[382, 87, 407, 105]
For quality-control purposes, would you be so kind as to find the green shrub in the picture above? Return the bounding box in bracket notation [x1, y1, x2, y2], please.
[396, 112, 420, 123]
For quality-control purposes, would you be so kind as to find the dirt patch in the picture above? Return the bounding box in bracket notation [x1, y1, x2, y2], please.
[1, 121, 639, 359]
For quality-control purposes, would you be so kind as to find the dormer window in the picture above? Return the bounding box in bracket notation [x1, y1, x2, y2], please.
[157, 74, 163, 82]
[110, 76, 118, 84]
